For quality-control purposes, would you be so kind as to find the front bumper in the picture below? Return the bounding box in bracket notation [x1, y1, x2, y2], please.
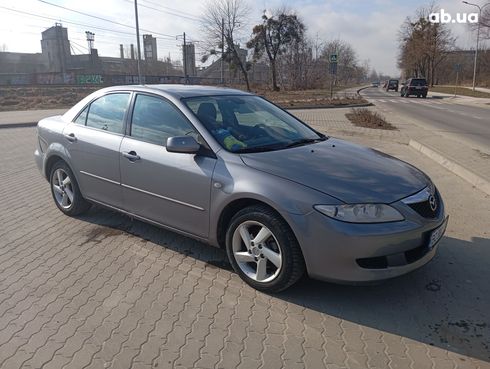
[290, 199, 447, 283]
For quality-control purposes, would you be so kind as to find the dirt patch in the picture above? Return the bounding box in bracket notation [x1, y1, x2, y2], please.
[345, 108, 396, 130]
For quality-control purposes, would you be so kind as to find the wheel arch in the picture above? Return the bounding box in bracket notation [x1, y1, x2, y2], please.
[215, 198, 292, 250]
[45, 154, 65, 179]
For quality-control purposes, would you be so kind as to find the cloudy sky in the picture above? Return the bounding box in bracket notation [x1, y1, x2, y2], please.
[0, 0, 486, 76]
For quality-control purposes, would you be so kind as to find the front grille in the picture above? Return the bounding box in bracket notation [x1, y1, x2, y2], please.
[407, 192, 440, 219]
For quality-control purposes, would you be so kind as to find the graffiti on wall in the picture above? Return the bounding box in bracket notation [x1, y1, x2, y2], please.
[76, 74, 104, 84]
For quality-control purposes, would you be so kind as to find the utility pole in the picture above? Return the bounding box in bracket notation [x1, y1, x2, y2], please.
[454, 67, 459, 97]
[183, 32, 187, 84]
[134, 0, 142, 84]
[221, 18, 224, 84]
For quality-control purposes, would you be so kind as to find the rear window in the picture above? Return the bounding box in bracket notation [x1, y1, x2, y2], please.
[411, 79, 427, 86]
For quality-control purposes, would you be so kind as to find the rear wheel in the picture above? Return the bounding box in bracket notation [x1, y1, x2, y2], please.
[50, 161, 90, 216]
[226, 205, 305, 292]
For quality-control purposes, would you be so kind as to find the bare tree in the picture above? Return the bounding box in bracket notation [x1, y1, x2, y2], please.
[398, 3, 455, 85]
[469, 6, 490, 40]
[321, 39, 360, 86]
[280, 36, 314, 89]
[247, 9, 305, 91]
[201, 0, 251, 90]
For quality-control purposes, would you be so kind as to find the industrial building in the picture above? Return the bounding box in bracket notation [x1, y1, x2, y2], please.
[0, 24, 185, 85]
[0, 23, 269, 86]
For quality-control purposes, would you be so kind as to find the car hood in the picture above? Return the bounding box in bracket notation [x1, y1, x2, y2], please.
[240, 138, 429, 204]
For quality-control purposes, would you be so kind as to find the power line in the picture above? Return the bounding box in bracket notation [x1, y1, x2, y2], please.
[0, 6, 136, 36]
[0, 5, 190, 46]
[125, 0, 200, 22]
[139, 0, 199, 19]
[36, 0, 176, 39]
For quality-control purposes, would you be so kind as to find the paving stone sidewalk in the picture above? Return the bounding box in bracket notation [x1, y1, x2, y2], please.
[0, 121, 489, 369]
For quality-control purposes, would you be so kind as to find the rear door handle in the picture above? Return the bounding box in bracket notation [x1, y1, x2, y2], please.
[63, 133, 77, 142]
[122, 151, 141, 161]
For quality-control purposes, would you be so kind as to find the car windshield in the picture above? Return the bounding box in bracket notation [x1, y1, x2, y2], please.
[183, 95, 325, 153]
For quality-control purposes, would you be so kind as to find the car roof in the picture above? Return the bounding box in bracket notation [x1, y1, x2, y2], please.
[99, 84, 253, 98]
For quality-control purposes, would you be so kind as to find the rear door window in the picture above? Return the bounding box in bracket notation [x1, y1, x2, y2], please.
[86, 93, 130, 134]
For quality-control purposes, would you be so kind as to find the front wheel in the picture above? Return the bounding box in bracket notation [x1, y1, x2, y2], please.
[50, 161, 90, 216]
[226, 205, 305, 292]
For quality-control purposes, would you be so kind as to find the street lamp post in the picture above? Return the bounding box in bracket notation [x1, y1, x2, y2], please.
[462, 1, 490, 91]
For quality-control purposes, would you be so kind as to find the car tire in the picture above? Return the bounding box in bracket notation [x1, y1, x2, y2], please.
[225, 205, 305, 293]
[50, 161, 90, 216]
[422, 94, 427, 98]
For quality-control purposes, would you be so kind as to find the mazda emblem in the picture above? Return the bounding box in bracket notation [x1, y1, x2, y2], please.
[429, 195, 437, 211]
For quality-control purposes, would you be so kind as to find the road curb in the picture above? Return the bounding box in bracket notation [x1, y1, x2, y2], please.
[286, 102, 373, 110]
[0, 122, 37, 129]
[409, 139, 490, 196]
[357, 86, 372, 94]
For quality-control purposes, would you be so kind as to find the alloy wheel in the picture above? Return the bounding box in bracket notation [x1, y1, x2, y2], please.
[232, 220, 282, 283]
[52, 168, 74, 209]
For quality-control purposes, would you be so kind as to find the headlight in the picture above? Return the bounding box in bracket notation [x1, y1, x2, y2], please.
[314, 204, 404, 223]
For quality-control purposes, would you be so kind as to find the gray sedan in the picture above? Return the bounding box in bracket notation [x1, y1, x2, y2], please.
[35, 85, 448, 292]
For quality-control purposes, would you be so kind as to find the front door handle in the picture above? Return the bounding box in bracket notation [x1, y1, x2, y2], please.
[122, 151, 141, 161]
[63, 133, 77, 142]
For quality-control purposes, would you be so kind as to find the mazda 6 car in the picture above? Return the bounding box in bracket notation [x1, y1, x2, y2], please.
[35, 85, 448, 292]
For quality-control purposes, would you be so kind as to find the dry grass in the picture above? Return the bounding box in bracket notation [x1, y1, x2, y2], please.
[431, 86, 490, 98]
[0, 86, 99, 112]
[0, 85, 369, 111]
[255, 88, 368, 108]
[345, 108, 396, 130]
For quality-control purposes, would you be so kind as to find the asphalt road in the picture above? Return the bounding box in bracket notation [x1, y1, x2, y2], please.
[360, 87, 490, 150]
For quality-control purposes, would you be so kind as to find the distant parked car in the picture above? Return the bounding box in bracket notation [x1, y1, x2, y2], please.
[386, 79, 399, 92]
[371, 81, 380, 87]
[401, 78, 428, 98]
[35, 85, 447, 292]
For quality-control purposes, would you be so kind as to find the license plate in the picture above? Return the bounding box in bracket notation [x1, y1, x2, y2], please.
[415, 86, 422, 90]
[428, 217, 448, 250]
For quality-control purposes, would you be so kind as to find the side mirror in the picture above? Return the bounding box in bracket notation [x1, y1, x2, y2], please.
[166, 136, 200, 154]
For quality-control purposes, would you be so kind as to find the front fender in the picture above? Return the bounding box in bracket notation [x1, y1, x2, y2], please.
[208, 157, 341, 246]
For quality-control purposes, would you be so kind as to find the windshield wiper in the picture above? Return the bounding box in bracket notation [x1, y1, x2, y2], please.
[284, 137, 326, 148]
[234, 142, 288, 153]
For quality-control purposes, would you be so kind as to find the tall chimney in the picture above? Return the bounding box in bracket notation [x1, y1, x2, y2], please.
[130, 44, 135, 60]
[120, 44, 124, 59]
